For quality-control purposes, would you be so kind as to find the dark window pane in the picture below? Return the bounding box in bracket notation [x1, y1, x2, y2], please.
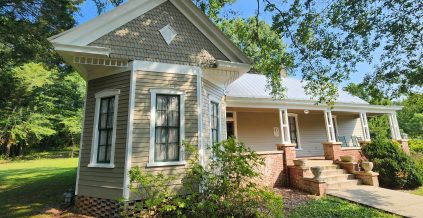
[154, 94, 180, 162]
[288, 116, 299, 147]
[211, 102, 219, 144]
[96, 96, 115, 164]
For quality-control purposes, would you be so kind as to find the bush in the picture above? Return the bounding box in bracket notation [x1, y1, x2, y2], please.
[362, 137, 423, 189]
[125, 138, 284, 217]
[409, 139, 423, 154]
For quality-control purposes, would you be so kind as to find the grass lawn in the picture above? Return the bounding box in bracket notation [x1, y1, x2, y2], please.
[288, 196, 398, 218]
[0, 158, 78, 218]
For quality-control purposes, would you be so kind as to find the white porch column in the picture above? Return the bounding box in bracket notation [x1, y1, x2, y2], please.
[324, 110, 336, 142]
[388, 112, 401, 140]
[279, 107, 291, 144]
[360, 112, 371, 141]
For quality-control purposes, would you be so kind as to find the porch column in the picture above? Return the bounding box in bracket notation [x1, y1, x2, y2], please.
[323, 110, 336, 142]
[360, 112, 371, 142]
[388, 112, 401, 140]
[279, 107, 291, 144]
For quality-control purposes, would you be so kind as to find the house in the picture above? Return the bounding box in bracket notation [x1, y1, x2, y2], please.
[49, 0, 406, 216]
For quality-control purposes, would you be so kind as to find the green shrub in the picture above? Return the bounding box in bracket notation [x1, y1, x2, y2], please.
[409, 139, 423, 154]
[125, 138, 284, 217]
[362, 137, 423, 189]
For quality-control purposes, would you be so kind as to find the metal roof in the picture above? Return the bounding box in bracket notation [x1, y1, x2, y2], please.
[226, 73, 369, 104]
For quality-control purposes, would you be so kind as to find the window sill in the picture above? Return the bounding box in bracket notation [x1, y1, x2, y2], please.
[146, 161, 186, 168]
[87, 163, 115, 168]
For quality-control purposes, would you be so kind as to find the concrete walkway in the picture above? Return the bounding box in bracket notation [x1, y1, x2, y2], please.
[327, 186, 423, 218]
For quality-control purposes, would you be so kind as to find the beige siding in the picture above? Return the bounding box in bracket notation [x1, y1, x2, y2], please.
[90, 1, 228, 67]
[295, 113, 327, 157]
[336, 114, 364, 147]
[201, 79, 226, 163]
[130, 71, 198, 193]
[78, 71, 130, 200]
[236, 112, 281, 152]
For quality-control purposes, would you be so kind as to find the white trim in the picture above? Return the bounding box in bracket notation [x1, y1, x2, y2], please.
[51, 43, 111, 56]
[360, 112, 371, 141]
[332, 115, 339, 139]
[278, 108, 291, 144]
[288, 113, 302, 149]
[324, 110, 336, 142]
[226, 97, 402, 113]
[133, 60, 201, 75]
[215, 60, 251, 74]
[148, 88, 185, 167]
[75, 85, 88, 195]
[209, 95, 222, 145]
[49, 0, 167, 45]
[88, 163, 115, 168]
[197, 71, 205, 166]
[95, 89, 121, 98]
[388, 112, 401, 140]
[123, 62, 137, 199]
[89, 89, 120, 168]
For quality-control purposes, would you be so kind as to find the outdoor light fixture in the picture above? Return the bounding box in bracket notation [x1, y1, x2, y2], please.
[304, 109, 310, 115]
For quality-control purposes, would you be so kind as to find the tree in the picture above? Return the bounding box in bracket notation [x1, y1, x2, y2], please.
[397, 94, 423, 138]
[218, 17, 293, 98]
[263, 0, 422, 103]
[0, 63, 57, 156]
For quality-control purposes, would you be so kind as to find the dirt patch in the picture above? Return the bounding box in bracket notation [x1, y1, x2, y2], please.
[273, 187, 320, 213]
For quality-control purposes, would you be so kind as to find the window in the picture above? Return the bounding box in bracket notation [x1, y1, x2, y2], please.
[97, 97, 115, 163]
[288, 114, 301, 149]
[332, 116, 339, 139]
[211, 102, 219, 144]
[149, 89, 185, 167]
[89, 89, 120, 168]
[155, 95, 180, 162]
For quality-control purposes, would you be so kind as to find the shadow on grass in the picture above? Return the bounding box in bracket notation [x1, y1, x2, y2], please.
[0, 167, 76, 218]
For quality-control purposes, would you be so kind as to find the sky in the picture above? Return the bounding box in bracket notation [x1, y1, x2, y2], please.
[75, 0, 370, 87]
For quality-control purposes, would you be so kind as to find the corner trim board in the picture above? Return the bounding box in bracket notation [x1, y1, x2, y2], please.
[123, 62, 137, 199]
[75, 86, 88, 195]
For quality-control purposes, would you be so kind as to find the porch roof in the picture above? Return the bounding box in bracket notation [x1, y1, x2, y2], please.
[226, 73, 402, 113]
[226, 73, 367, 104]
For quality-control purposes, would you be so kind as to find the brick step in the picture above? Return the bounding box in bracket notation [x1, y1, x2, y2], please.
[326, 179, 362, 190]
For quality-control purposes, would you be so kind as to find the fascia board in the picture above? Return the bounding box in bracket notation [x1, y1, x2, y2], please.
[49, 0, 166, 46]
[170, 0, 253, 65]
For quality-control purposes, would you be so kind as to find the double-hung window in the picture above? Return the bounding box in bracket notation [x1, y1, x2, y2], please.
[210, 102, 220, 144]
[155, 95, 180, 162]
[149, 89, 185, 167]
[89, 89, 120, 168]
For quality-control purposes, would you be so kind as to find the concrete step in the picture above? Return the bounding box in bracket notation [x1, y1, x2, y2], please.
[326, 180, 362, 190]
[304, 160, 334, 167]
[320, 174, 356, 183]
[321, 169, 347, 176]
[313, 165, 340, 170]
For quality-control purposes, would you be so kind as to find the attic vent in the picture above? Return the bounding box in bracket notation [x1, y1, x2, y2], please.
[159, 24, 177, 45]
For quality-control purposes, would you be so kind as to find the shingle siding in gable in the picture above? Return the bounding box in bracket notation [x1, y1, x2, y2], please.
[89, 1, 229, 67]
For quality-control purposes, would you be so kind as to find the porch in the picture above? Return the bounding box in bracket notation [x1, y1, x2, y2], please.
[226, 107, 404, 160]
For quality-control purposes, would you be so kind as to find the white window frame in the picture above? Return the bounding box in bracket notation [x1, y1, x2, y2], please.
[209, 95, 222, 145]
[148, 88, 186, 167]
[288, 113, 302, 150]
[88, 89, 120, 168]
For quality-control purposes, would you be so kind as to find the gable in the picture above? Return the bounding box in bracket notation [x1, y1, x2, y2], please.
[89, 1, 228, 67]
[49, 0, 252, 67]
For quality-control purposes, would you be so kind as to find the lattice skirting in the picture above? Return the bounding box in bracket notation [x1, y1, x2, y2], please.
[75, 195, 121, 218]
